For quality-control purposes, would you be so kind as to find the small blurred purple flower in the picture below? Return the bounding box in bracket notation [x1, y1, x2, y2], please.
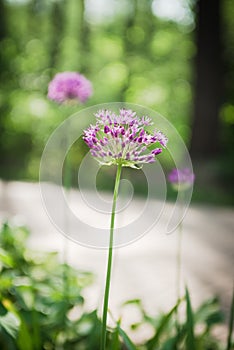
[47, 71, 92, 104]
[168, 168, 195, 191]
[83, 108, 168, 168]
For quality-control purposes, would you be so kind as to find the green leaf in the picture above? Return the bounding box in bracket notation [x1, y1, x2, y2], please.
[0, 248, 15, 268]
[161, 336, 179, 350]
[0, 302, 8, 316]
[194, 298, 223, 327]
[17, 317, 34, 350]
[0, 311, 20, 339]
[117, 325, 137, 350]
[185, 287, 196, 350]
[122, 299, 142, 306]
[111, 327, 121, 350]
[147, 300, 181, 350]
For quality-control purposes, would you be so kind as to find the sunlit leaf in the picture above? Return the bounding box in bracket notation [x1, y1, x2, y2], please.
[0, 311, 20, 339]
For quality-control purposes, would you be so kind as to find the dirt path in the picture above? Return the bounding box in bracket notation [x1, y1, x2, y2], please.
[0, 181, 233, 341]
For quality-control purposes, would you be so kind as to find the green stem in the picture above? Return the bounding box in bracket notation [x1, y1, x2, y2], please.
[101, 163, 122, 350]
[176, 220, 183, 303]
[63, 155, 70, 308]
[62, 120, 72, 336]
[175, 190, 185, 326]
[175, 220, 183, 328]
[226, 283, 234, 350]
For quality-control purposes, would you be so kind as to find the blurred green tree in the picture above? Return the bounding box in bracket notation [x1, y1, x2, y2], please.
[0, 0, 233, 203]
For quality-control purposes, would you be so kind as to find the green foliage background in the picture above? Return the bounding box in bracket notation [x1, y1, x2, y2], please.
[0, 0, 233, 203]
[0, 222, 229, 349]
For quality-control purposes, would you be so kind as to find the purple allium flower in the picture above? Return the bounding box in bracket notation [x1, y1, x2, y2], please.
[83, 109, 168, 168]
[47, 72, 93, 104]
[168, 168, 195, 191]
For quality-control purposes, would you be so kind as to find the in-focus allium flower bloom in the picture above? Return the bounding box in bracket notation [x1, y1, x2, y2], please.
[47, 72, 92, 104]
[168, 168, 195, 191]
[83, 109, 168, 168]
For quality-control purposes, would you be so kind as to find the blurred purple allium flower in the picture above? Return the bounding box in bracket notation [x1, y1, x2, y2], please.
[83, 108, 168, 168]
[168, 168, 195, 191]
[47, 72, 92, 104]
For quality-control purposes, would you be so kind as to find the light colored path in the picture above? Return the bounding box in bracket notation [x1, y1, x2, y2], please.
[0, 181, 233, 341]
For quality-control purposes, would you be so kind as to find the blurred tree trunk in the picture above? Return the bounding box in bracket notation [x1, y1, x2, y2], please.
[49, 1, 64, 69]
[120, 0, 155, 101]
[55, 0, 86, 71]
[190, 0, 222, 158]
[119, 0, 137, 101]
[0, 0, 7, 71]
[0, 0, 7, 169]
[0, 0, 6, 40]
[138, 0, 155, 53]
[78, 0, 90, 74]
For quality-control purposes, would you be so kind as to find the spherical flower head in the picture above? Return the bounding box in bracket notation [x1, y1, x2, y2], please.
[83, 108, 168, 168]
[47, 71, 93, 104]
[168, 168, 195, 191]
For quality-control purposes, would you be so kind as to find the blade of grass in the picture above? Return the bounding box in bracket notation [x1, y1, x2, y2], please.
[111, 327, 121, 350]
[194, 297, 223, 327]
[147, 299, 181, 350]
[226, 285, 234, 350]
[117, 324, 137, 350]
[185, 287, 196, 350]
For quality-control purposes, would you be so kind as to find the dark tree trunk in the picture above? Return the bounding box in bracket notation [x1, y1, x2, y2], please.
[0, 0, 6, 40]
[0, 0, 7, 171]
[190, 0, 222, 158]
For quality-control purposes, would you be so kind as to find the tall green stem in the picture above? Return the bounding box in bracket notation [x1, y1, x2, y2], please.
[101, 163, 122, 350]
[62, 119, 72, 336]
[176, 190, 185, 326]
[226, 283, 234, 350]
[176, 220, 183, 304]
